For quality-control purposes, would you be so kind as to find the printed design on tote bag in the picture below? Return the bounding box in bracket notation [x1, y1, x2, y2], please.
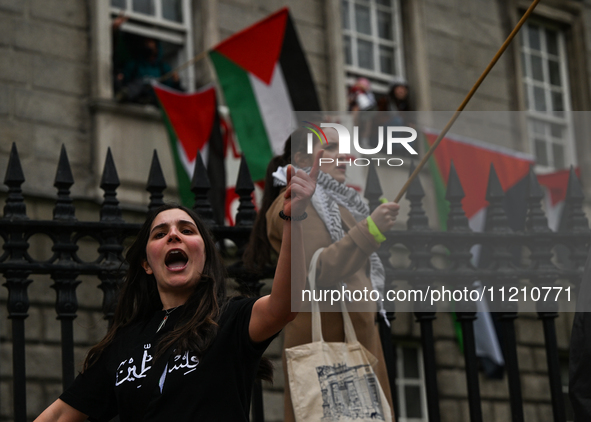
[316, 363, 385, 421]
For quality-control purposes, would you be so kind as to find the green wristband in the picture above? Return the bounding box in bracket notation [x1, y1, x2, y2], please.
[366, 216, 386, 243]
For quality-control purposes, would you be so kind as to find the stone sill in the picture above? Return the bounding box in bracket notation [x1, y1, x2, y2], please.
[88, 98, 163, 122]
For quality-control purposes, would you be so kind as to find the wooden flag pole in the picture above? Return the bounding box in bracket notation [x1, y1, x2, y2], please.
[158, 49, 209, 83]
[392, 0, 541, 203]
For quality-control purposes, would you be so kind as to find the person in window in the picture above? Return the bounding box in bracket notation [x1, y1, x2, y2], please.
[388, 76, 410, 114]
[34, 157, 320, 422]
[348, 77, 378, 112]
[115, 35, 182, 106]
[245, 127, 398, 422]
[367, 77, 413, 153]
[112, 13, 131, 95]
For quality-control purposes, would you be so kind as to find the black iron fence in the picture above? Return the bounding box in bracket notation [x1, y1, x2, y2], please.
[0, 143, 588, 422]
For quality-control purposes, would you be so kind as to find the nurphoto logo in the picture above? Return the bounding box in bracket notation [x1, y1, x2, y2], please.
[304, 122, 418, 168]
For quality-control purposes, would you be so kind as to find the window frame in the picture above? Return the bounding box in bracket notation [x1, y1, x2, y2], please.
[342, 0, 405, 93]
[395, 343, 428, 422]
[520, 20, 575, 172]
[110, 0, 195, 91]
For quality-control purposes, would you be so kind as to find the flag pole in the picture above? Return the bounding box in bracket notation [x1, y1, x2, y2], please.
[158, 49, 209, 83]
[393, 0, 541, 203]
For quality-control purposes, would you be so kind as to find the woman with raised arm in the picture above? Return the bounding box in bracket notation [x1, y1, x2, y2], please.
[34, 155, 321, 422]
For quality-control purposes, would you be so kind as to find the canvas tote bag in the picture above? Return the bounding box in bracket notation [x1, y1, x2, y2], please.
[285, 248, 393, 422]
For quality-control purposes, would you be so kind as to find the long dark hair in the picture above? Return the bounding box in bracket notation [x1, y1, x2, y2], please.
[84, 204, 227, 368]
[243, 127, 313, 271]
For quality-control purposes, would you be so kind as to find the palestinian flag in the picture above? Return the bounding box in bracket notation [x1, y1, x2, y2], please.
[153, 82, 226, 224]
[209, 7, 321, 182]
[425, 131, 534, 232]
[425, 130, 534, 378]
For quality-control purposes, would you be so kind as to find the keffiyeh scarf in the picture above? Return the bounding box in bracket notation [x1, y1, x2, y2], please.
[272, 166, 387, 321]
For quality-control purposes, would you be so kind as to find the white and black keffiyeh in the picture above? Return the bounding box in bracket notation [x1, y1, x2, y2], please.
[272, 166, 387, 320]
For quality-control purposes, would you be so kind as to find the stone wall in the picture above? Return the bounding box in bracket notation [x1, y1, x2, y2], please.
[0, 0, 94, 201]
[422, 0, 512, 112]
[0, 1, 98, 407]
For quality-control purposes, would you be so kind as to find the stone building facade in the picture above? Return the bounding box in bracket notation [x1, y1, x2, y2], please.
[1, 0, 590, 421]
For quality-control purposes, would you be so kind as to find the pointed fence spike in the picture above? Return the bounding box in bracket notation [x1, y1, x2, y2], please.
[484, 163, 510, 233]
[565, 166, 583, 200]
[53, 145, 76, 221]
[526, 166, 543, 200]
[445, 161, 464, 201]
[235, 155, 255, 192]
[485, 163, 505, 201]
[562, 166, 589, 270]
[191, 152, 211, 190]
[405, 160, 425, 199]
[443, 161, 472, 273]
[445, 161, 469, 231]
[100, 148, 120, 189]
[405, 162, 429, 231]
[364, 162, 383, 212]
[3, 143, 27, 219]
[191, 152, 215, 226]
[564, 166, 588, 233]
[147, 150, 167, 211]
[482, 164, 515, 297]
[235, 156, 256, 227]
[54, 145, 74, 187]
[100, 148, 122, 222]
[4, 143, 25, 185]
[147, 150, 167, 189]
[524, 166, 555, 301]
[526, 166, 548, 232]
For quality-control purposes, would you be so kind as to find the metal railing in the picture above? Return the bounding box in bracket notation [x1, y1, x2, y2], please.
[0, 143, 589, 422]
[0, 144, 265, 421]
[370, 161, 589, 422]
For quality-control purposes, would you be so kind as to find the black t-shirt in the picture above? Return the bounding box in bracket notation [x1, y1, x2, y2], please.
[60, 297, 274, 421]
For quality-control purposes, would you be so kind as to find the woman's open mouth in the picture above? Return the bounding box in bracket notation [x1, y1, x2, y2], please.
[165, 249, 188, 271]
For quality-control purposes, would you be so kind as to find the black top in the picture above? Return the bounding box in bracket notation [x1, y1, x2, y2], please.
[60, 297, 274, 421]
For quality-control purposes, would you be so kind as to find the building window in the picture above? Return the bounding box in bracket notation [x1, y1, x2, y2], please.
[396, 344, 428, 422]
[520, 21, 574, 170]
[342, 0, 404, 92]
[110, 0, 194, 92]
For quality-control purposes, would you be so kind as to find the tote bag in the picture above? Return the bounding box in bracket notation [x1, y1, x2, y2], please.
[285, 248, 393, 422]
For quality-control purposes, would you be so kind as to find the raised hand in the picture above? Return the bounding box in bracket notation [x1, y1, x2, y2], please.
[283, 150, 323, 218]
[370, 201, 400, 233]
